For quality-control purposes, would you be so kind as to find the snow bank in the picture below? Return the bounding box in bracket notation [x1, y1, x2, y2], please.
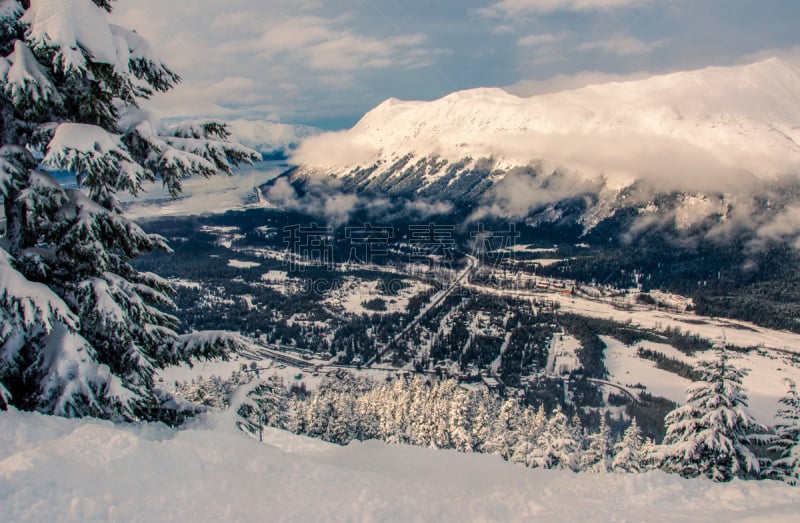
[1, 410, 798, 522]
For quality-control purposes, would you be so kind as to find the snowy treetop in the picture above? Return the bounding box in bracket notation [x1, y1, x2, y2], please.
[23, 0, 119, 71]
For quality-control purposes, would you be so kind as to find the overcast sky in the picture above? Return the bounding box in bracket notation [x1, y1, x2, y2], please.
[111, 0, 800, 129]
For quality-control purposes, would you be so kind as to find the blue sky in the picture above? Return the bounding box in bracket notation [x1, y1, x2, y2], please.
[112, 0, 800, 129]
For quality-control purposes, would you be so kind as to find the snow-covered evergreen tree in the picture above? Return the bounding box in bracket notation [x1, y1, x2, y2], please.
[0, 0, 258, 420]
[408, 376, 435, 447]
[448, 386, 474, 452]
[469, 391, 495, 453]
[529, 407, 582, 471]
[249, 375, 291, 431]
[768, 379, 800, 485]
[657, 349, 766, 482]
[612, 418, 645, 473]
[509, 405, 545, 467]
[485, 397, 521, 460]
[581, 414, 613, 473]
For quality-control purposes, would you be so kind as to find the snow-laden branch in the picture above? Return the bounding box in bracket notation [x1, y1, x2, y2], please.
[166, 331, 250, 367]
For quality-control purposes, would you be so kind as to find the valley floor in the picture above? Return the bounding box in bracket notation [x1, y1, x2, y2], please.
[1, 410, 797, 522]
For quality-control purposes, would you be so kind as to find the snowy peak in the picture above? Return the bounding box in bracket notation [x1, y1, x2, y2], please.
[556, 57, 800, 119]
[293, 58, 800, 192]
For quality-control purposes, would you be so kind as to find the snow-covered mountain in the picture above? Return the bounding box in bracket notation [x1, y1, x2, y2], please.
[286, 58, 800, 232]
[225, 119, 320, 157]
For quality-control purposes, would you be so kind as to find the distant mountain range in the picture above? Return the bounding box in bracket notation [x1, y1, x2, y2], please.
[280, 58, 800, 237]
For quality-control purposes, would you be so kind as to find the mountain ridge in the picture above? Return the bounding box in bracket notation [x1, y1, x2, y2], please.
[291, 57, 800, 191]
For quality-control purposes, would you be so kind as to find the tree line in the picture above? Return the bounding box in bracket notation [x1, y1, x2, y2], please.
[179, 349, 799, 485]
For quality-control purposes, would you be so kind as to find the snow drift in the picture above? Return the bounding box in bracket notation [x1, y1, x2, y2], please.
[1, 409, 798, 522]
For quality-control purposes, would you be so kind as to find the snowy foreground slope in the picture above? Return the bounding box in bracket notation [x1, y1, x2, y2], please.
[1, 411, 798, 522]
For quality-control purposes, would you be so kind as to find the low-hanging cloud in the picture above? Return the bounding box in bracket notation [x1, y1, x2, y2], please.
[266, 177, 357, 228]
[291, 131, 379, 170]
[264, 176, 453, 227]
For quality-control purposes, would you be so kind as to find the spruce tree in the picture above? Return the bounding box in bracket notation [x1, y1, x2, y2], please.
[0, 0, 258, 420]
[469, 390, 495, 453]
[612, 418, 645, 473]
[581, 414, 613, 473]
[486, 397, 521, 460]
[509, 405, 541, 467]
[529, 407, 582, 471]
[658, 349, 766, 481]
[448, 386, 474, 452]
[768, 379, 800, 485]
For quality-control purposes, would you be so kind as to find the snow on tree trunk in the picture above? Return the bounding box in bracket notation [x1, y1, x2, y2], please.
[0, 0, 259, 421]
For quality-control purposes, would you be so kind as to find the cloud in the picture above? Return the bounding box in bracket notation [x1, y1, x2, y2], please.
[265, 178, 357, 228]
[110, 1, 432, 122]
[515, 31, 574, 66]
[753, 205, 800, 250]
[264, 176, 452, 227]
[108, 0, 800, 132]
[517, 32, 570, 47]
[578, 33, 666, 56]
[492, 25, 517, 35]
[470, 168, 604, 222]
[478, 0, 651, 17]
[254, 16, 427, 72]
[291, 131, 380, 170]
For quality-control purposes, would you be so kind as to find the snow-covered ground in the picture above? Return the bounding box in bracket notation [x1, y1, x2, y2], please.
[604, 336, 800, 423]
[470, 282, 800, 354]
[547, 334, 582, 375]
[1, 410, 798, 522]
[324, 277, 432, 315]
[228, 259, 261, 269]
[158, 353, 324, 393]
[604, 337, 694, 406]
